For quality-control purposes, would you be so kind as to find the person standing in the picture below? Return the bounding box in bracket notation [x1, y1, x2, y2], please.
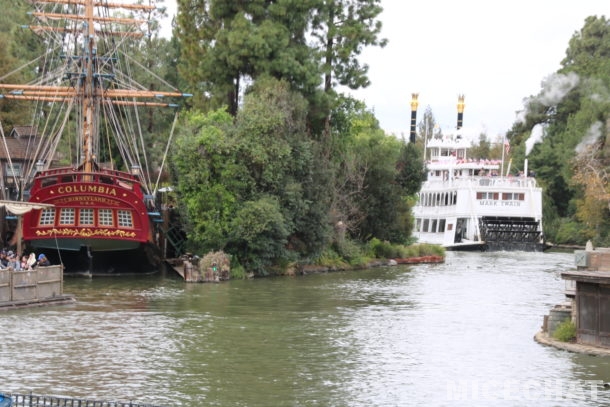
[37, 254, 51, 267]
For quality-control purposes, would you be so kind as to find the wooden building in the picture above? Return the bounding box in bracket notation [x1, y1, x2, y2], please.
[561, 248, 610, 348]
[0, 125, 42, 247]
[0, 125, 42, 201]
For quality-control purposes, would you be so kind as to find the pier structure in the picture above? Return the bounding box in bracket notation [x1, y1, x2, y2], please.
[0, 265, 74, 310]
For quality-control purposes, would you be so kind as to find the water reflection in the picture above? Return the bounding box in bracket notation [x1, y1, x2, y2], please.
[0, 251, 609, 406]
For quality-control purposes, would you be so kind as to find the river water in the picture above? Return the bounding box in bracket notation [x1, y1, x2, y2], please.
[1, 251, 609, 406]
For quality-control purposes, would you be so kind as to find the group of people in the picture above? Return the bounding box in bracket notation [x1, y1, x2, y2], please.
[0, 249, 50, 271]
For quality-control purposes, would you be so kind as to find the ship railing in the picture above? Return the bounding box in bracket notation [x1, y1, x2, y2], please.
[424, 176, 537, 189]
[39, 167, 138, 181]
[36, 169, 139, 192]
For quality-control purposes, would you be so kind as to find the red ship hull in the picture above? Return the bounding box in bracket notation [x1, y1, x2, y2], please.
[21, 167, 161, 274]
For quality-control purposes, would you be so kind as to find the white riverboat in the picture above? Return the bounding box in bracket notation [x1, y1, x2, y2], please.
[412, 100, 545, 251]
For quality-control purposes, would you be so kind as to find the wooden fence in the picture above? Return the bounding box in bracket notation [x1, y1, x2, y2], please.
[0, 265, 71, 306]
[2, 393, 166, 407]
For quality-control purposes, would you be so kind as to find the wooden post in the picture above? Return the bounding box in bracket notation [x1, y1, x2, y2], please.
[16, 215, 22, 256]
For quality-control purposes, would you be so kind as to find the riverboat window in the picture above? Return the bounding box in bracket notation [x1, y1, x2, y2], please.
[39, 208, 55, 226]
[59, 208, 75, 225]
[79, 208, 94, 226]
[98, 209, 113, 226]
[416, 218, 422, 232]
[502, 192, 526, 201]
[117, 210, 133, 228]
[439, 219, 446, 232]
[477, 192, 499, 200]
[431, 219, 438, 232]
[423, 219, 429, 232]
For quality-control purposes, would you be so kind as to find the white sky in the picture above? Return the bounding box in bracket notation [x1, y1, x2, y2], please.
[162, 0, 608, 140]
[352, 0, 609, 139]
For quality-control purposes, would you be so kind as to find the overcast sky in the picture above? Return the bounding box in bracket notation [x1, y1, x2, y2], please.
[352, 0, 609, 140]
[162, 0, 608, 140]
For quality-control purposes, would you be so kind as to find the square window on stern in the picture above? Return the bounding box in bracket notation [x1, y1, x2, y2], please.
[79, 208, 94, 226]
[39, 208, 55, 226]
[59, 208, 75, 225]
[98, 209, 114, 226]
[118, 210, 133, 228]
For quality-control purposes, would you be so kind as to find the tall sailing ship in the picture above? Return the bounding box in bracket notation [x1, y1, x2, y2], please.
[0, 0, 190, 273]
[411, 95, 545, 251]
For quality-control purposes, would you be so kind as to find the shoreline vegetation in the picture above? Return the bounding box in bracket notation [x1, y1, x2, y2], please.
[292, 240, 445, 276]
[180, 241, 446, 282]
[262, 240, 445, 278]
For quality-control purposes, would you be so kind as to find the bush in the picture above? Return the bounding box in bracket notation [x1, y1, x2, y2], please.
[552, 319, 576, 342]
[315, 248, 349, 268]
[554, 220, 588, 245]
[368, 239, 444, 259]
[368, 238, 400, 258]
[334, 238, 365, 263]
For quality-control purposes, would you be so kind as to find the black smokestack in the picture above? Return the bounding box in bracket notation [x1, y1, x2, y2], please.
[457, 94, 465, 130]
[410, 93, 418, 143]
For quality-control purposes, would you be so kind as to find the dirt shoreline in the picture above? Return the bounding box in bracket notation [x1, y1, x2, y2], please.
[534, 331, 610, 357]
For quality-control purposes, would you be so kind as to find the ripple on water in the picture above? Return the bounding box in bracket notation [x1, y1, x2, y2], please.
[1, 251, 608, 406]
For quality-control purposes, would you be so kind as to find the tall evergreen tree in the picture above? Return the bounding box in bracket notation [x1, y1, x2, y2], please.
[310, 0, 387, 93]
[176, 0, 319, 115]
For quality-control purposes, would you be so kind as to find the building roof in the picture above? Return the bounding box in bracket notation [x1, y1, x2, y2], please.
[561, 270, 610, 285]
[0, 126, 40, 161]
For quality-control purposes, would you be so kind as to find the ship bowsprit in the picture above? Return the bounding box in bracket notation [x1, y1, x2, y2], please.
[479, 216, 545, 251]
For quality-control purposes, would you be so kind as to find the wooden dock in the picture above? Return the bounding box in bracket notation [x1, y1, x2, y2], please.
[0, 265, 75, 310]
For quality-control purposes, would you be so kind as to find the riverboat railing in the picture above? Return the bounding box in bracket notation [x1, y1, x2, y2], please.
[422, 176, 538, 189]
[1, 393, 166, 407]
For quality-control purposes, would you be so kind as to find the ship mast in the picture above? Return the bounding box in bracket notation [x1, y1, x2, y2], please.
[83, 0, 95, 174]
[0, 0, 190, 179]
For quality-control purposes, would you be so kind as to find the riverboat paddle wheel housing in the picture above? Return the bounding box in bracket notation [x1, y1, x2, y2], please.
[478, 216, 544, 251]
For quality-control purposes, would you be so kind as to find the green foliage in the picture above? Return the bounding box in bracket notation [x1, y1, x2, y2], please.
[328, 96, 419, 244]
[368, 238, 445, 259]
[176, 0, 321, 114]
[554, 219, 589, 245]
[310, 0, 387, 91]
[398, 142, 427, 193]
[172, 79, 332, 274]
[228, 196, 291, 275]
[229, 262, 247, 280]
[505, 16, 610, 245]
[552, 319, 576, 342]
[315, 248, 350, 269]
[332, 238, 369, 266]
[0, 1, 45, 131]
